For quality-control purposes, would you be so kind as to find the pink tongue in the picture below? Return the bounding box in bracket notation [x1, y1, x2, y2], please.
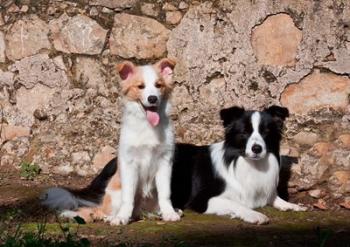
[146, 110, 160, 127]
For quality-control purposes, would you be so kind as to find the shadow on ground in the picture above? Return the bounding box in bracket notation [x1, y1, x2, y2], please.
[0, 181, 349, 247]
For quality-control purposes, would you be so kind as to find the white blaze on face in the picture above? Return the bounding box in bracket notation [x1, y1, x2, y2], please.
[141, 65, 161, 127]
[245, 112, 267, 159]
[140, 66, 161, 107]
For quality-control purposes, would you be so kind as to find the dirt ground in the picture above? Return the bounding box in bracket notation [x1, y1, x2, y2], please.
[0, 165, 349, 247]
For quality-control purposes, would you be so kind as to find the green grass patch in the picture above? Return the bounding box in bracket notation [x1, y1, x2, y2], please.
[19, 162, 41, 180]
[0, 216, 90, 247]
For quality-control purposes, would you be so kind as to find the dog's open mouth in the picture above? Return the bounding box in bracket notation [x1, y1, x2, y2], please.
[143, 106, 160, 127]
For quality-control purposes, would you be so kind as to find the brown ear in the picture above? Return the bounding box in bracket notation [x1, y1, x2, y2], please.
[156, 58, 176, 79]
[116, 61, 135, 80]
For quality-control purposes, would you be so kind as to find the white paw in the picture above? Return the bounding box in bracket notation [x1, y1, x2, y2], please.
[242, 211, 269, 225]
[60, 210, 78, 219]
[278, 203, 307, 212]
[162, 211, 181, 222]
[175, 209, 184, 217]
[293, 204, 308, 212]
[104, 215, 130, 225]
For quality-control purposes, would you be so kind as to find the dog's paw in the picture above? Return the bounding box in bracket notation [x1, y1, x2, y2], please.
[60, 210, 78, 219]
[162, 211, 181, 222]
[293, 204, 308, 212]
[104, 215, 130, 225]
[277, 203, 307, 212]
[241, 211, 269, 225]
[175, 208, 184, 217]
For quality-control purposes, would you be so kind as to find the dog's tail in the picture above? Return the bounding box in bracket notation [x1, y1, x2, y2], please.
[41, 158, 118, 211]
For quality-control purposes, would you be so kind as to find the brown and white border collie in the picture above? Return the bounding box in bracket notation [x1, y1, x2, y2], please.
[42, 58, 181, 225]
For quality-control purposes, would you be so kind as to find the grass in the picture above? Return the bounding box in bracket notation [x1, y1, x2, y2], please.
[0, 212, 90, 247]
[19, 162, 41, 180]
[0, 206, 347, 247]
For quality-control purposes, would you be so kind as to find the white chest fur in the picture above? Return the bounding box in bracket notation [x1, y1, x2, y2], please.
[118, 101, 174, 198]
[211, 142, 280, 209]
[233, 154, 279, 208]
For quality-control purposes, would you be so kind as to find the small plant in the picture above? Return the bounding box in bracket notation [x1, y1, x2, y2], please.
[0, 216, 90, 247]
[19, 162, 41, 180]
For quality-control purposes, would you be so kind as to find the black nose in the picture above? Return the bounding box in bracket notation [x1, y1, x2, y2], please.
[148, 95, 158, 104]
[252, 144, 262, 154]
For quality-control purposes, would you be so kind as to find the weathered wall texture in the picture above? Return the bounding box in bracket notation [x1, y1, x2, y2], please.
[0, 0, 349, 208]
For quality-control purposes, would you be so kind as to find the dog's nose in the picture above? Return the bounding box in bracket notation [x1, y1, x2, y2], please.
[148, 95, 158, 104]
[252, 144, 262, 154]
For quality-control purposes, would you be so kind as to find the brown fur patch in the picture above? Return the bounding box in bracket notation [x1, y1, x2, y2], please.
[155, 78, 173, 97]
[107, 170, 122, 191]
[153, 58, 176, 96]
[101, 194, 112, 215]
[74, 207, 100, 223]
[119, 67, 145, 101]
[100, 171, 122, 215]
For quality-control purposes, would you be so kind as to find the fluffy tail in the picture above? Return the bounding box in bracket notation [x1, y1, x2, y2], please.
[41, 187, 97, 210]
[41, 158, 118, 211]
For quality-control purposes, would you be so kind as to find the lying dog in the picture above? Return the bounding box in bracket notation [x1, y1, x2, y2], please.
[171, 105, 306, 224]
[42, 105, 306, 225]
[42, 58, 181, 225]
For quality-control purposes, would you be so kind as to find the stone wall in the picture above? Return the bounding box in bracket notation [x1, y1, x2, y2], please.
[0, 0, 349, 208]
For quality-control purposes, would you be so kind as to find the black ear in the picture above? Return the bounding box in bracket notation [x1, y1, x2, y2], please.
[265, 105, 289, 121]
[220, 106, 245, 127]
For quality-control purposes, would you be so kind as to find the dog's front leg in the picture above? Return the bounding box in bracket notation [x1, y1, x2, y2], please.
[205, 196, 270, 225]
[155, 160, 180, 222]
[108, 160, 138, 225]
[271, 196, 307, 211]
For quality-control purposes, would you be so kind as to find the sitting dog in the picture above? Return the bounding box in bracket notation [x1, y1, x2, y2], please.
[42, 58, 181, 225]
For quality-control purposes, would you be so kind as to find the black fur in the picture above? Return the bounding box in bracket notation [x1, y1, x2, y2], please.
[170, 144, 225, 213]
[76, 158, 117, 203]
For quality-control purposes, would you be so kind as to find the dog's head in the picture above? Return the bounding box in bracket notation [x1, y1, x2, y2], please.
[116, 58, 176, 127]
[220, 105, 289, 164]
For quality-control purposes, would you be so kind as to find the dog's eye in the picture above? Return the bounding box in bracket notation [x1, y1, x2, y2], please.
[155, 82, 162, 88]
[138, 84, 145, 89]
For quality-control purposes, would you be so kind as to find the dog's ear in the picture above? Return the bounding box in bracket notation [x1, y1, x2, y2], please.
[156, 58, 176, 81]
[220, 106, 245, 127]
[265, 105, 289, 121]
[116, 61, 135, 80]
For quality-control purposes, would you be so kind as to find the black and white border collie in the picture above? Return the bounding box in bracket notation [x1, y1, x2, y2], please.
[42, 105, 306, 225]
[171, 105, 306, 224]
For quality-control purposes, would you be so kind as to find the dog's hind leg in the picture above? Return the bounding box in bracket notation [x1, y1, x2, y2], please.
[60, 207, 100, 223]
[106, 160, 137, 225]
